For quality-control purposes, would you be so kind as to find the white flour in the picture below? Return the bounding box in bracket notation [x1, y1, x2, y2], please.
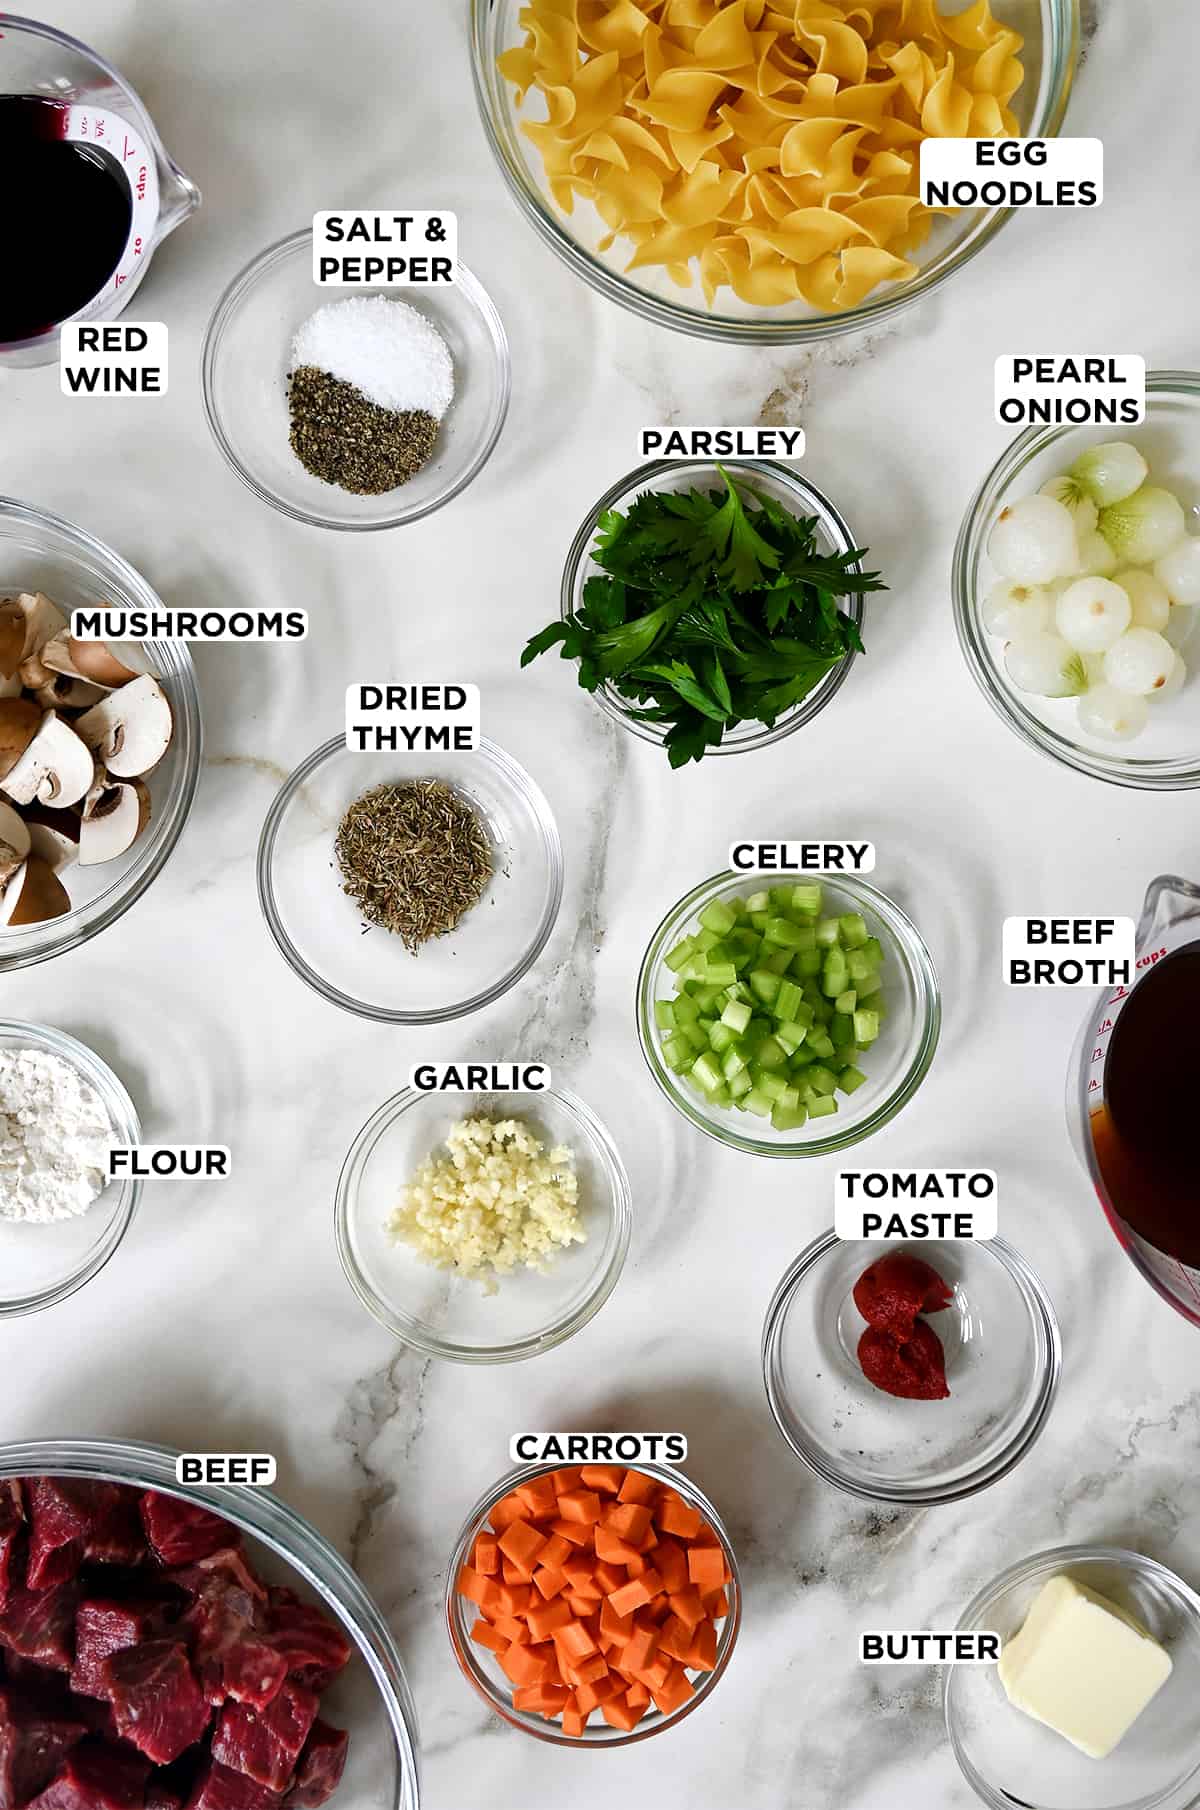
[0, 1047, 113, 1223]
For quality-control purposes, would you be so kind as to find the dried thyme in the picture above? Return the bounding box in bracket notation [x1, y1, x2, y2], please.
[334, 780, 492, 951]
[288, 366, 438, 494]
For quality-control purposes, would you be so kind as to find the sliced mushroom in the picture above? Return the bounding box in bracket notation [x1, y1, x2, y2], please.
[0, 671, 22, 701]
[0, 603, 23, 681]
[34, 671, 107, 711]
[24, 801, 80, 872]
[0, 697, 43, 780]
[0, 801, 30, 886]
[0, 857, 70, 928]
[1, 711, 93, 808]
[14, 592, 67, 661]
[74, 674, 174, 778]
[19, 650, 54, 690]
[40, 634, 140, 690]
[79, 773, 151, 865]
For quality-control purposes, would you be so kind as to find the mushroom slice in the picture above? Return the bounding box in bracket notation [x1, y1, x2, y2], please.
[79, 774, 150, 865]
[74, 674, 173, 778]
[14, 592, 68, 661]
[0, 603, 23, 681]
[0, 801, 31, 885]
[18, 651, 53, 690]
[0, 857, 70, 928]
[24, 802, 80, 873]
[34, 672, 107, 711]
[0, 697, 42, 780]
[40, 633, 140, 690]
[1, 711, 93, 808]
[0, 671, 22, 701]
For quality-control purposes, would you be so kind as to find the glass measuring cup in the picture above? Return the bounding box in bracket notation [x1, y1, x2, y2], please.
[0, 14, 199, 365]
[1069, 875, 1200, 1325]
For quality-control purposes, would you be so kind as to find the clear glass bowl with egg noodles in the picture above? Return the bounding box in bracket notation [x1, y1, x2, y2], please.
[257, 734, 562, 1023]
[202, 228, 510, 530]
[0, 1021, 140, 1317]
[762, 1232, 1061, 1505]
[954, 371, 1200, 788]
[0, 498, 202, 972]
[637, 871, 939, 1157]
[335, 1085, 631, 1363]
[470, 0, 1078, 346]
[445, 1458, 740, 1741]
[0, 1438, 420, 1810]
[560, 460, 866, 755]
[946, 1546, 1200, 1810]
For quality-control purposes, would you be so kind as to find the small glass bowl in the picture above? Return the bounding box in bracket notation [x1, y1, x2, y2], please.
[954, 371, 1200, 789]
[0, 1021, 141, 1316]
[335, 1086, 631, 1362]
[445, 1459, 740, 1741]
[762, 1232, 1061, 1504]
[637, 870, 939, 1157]
[202, 229, 510, 530]
[561, 460, 865, 755]
[471, 0, 1078, 345]
[0, 497, 202, 971]
[257, 735, 562, 1023]
[946, 1546, 1200, 1810]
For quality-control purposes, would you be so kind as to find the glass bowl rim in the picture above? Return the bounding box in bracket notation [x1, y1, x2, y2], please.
[945, 1542, 1200, 1810]
[560, 457, 864, 752]
[761, 1228, 1062, 1504]
[0, 1435, 420, 1810]
[334, 1083, 633, 1362]
[444, 1456, 741, 1743]
[636, 869, 941, 1156]
[256, 732, 564, 1024]
[952, 368, 1200, 790]
[200, 228, 512, 532]
[468, 0, 1080, 346]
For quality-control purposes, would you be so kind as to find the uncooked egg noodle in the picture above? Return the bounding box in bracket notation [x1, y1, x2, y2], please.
[498, 0, 1024, 310]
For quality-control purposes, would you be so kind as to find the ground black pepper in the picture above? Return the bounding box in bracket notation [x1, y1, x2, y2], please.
[288, 366, 438, 494]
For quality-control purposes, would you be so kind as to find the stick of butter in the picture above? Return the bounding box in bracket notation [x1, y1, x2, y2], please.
[998, 1573, 1172, 1759]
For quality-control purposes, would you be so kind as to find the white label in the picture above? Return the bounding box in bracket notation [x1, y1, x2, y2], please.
[411, 1063, 549, 1092]
[108, 1145, 230, 1180]
[175, 1454, 276, 1486]
[312, 211, 457, 285]
[1003, 916, 1134, 987]
[344, 683, 479, 753]
[920, 138, 1103, 207]
[835, 1170, 997, 1241]
[994, 355, 1145, 428]
[861, 1632, 1000, 1664]
[729, 841, 875, 875]
[509, 1432, 688, 1465]
[640, 427, 805, 460]
[60, 322, 167, 396]
[72, 607, 307, 642]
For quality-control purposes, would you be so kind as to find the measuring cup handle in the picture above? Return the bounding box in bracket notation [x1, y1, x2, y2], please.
[154, 160, 201, 242]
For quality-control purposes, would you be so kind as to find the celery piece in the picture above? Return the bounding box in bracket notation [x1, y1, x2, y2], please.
[743, 1088, 774, 1118]
[662, 1033, 691, 1070]
[708, 1021, 737, 1054]
[838, 912, 868, 948]
[807, 1028, 835, 1060]
[853, 1008, 880, 1044]
[749, 911, 770, 932]
[699, 898, 738, 937]
[664, 936, 696, 973]
[807, 1093, 839, 1119]
[776, 1084, 801, 1110]
[708, 1085, 732, 1109]
[835, 989, 857, 1015]
[861, 937, 884, 970]
[721, 1045, 747, 1081]
[771, 1100, 809, 1131]
[763, 916, 805, 949]
[777, 1019, 810, 1049]
[746, 890, 770, 914]
[790, 883, 823, 916]
[693, 985, 725, 1013]
[789, 1046, 816, 1069]
[774, 978, 803, 1023]
[755, 1035, 788, 1070]
[839, 1065, 867, 1094]
[703, 961, 737, 988]
[770, 885, 794, 909]
[692, 1051, 723, 1094]
[654, 999, 676, 1031]
[673, 992, 700, 1025]
[855, 968, 883, 998]
[728, 1067, 753, 1101]
[794, 947, 822, 978]
[763, 949, 794, 975]
[754, 1071, 788, 1103]
[789, 925, 818, 954]
[694, 928, 719, 954]
[846, 948, 871, 984]
[807, 1064, 839, 1096]
[749, 970, 781, 1006]
[821, 961, 848, 999]
[815, 916, 841, 947]
[830, 1012, 855, 1048]
[721, 998, 753, 1035]
[681, 1023, 709, 1055]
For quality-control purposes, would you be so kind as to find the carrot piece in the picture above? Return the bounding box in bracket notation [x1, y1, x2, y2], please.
[499, 1644, 550, 1687]
[498, 1519, 549, 1572]
[607, 1578, 652, 1619]
[605, 1503, 652, 1544]
[494, 1583, 532, 1617]
[601, 1696, 645, 1733]
[533, 1565, 568, 1601]
[492, 1613, 528, 1645]
[633, 1652, 672, 1691]
[473, 1533, 500, 1576]
[456, 1566, 495, 1610]
[638, 1566, 664, 1598]
[625, 1553, 646, 1579]
[550, 1517, 594, 1549]
[669, 1589, 705, 1631]
[557, 1490, 602, 1526]
[562, 1554, 602, 1589]
[581, 1465, 624, 1494]
[527, 1597, 573, 1642]
[566, 1590, 599, 1619]
[469, 1618, 508, 1655]
[637, 1524, 659, 1553]
[686, 1619, 718, 1671]
[501, 1558, 525, 1586]
[703, 1587, 729, 1620]
[562, 1707, 587, 1738]
[540, 1532, 573, 1569]
[657, 1497, 702, 1540]
[650, 1663, 695, 1717]
[656, 1615, 693, 1663]
[594, 1526, 641, 1566]
[686, 1545, 727, 1591]
[489, 1492, 529, 1532]
[622, 1624, 659, 1675]
[618, 1469, 658, 1506]
[513, 1682, 570, 1715]
[599, 1598, 635, 1642]
[572, 1651, 609, 1685]
[625, 1680, 651, 1710]
[516, 1475, 559, 1519]
[593, 1561, 627, 1595]
[552, 1467, 585, 1494]
[654, 1538, 689, 1594]
[556, 1618, 599, 1660]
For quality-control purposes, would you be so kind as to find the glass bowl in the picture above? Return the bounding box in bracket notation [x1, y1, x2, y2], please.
[257, 734, 562, 1023]
[954, 371, 1200, 789]
[637, 870, 939, 1157]
[0, 497, 202, 971]
[202, 229, 510, 530]
[470, 0, 1078, 345]
[0, 1020, 140, 1317]
[445, 1458, 740, 1742]
[946, 1545, 1200, 1810]
[336, 1085, 631, 1363]
[561, 460, 865, 754]
[0, 1437, 419, 1810]
[762, 1232, 1061, 1503]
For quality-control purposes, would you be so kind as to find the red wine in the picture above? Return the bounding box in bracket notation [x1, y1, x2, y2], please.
[0, 96, 133, 343]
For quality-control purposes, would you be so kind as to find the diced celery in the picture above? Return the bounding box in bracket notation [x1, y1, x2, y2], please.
[749, 911, 770, 931]
[662, 1033, 691, 1070]
[693, 985, 724, 1013]
[743, 1088, 774, 1118]
[749, 970, 781, 1005]
[721, 1045, 747, 1081]
[763, 916, 806, 949]
[728, 1067, 753, 1101]
[790, 883, 822, 916]
[838, 912, 869, 948]
[861, 937, 884, 969]
[771, 1101, 808, 1131]
[721, 998, 752, 1035]
[806, 1093, 839, 1119]
[755, 1035, 787, 1070]
[763, 949, 793, 975]
[807, 1028, 835, 1060]
[807, 1064, 839, 1096]
[794, 948, 822, 978]
[774, 978, 803, 1023]
[673, 993, 700, 1025]
[755, 1071, 788, 1102]
[654, 999, 676, 1031]
[774, 1025, 804, 1057]
[856, 969, 883, 998]
[680, 1024, 709, 1055]
[694, 928, 719, 954]
[702, 961, 737, 988]
[821, 962, 848, 999]
[853, 1008, 880, 1045]
[699, 898, 738, 937]
[769, 885, 794, 909]
[839, 1065, 867, 1094]
[788, 1045, 816, 1069]
[830, 1012, 855, 1048]
[708, 1021, 736, 1054]
[664, 936, 695, 972]
[706, 1084, 732, 1109]
[835, 989, 857, 1015]
[692, 1051, 723, 1094]
[815, 916, 841, 947]
[846, 948, 872, 984]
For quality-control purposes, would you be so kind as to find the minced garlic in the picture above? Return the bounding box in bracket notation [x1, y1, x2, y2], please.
[387, 1116, 585, 1292]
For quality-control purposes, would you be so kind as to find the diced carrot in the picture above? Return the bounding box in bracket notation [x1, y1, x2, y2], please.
[575, 1652, 609, 1685]
[562, 1555, 602, 1592]
[686, 1619, 718, 1671]
[654, 1538, 689, 1594]
[499, 1519, 548, 1572]
[650, 1663, 695, 1717]
[656, 1615, 693, 1663]
[599, 1597, 635, 1642]
[552, 1466, 585, 1494]
[601, 1695, 645, 1732]
[669, 1589, 705, 1631]
[618, 1469, 658, 1506]
[499, 1643, 550, 1687]
[494, 1583, 532, 1617]
[657, 1497, 702, 1540]
[686, 1545, 727, 1591]
[489, 1492, 529, 1532]
[562, 1708, 587, 1738]
[469, 1618, 508, 1655]
[516, 1474, 559, 1519]
[604, 1503, 652, 1544]
[540, 1533, 572, 1569]
[473, 1533, 499, 1576]
[625, 1680, 651, 1710]
[533, 1565, 568, 1601]
[649, 1593, 671, 1619]
[607, 1578, 652, 1619]
[557, 1490, 602, 1526]
[594, 1526, 640, 1566]
[621, 1624, 659, 1674]
[513, 1682, 570, 1714]
[456, 1566, 498, 1611]
[593, 1561, 627, 1595]
[492, 1613, 528, 1645]
[638, 1566, 664, 1598]
[527, 1597, 573, 1641]
[550, 1518, 594, 1549]
[703, 1587, 729, 1620]
[566, 1591, 600, 1619]
[501, 1558, 525, 1586]
[695, 1522, 720, 1547]
[556, 1618, 598, 1660]
[637, 1524, 659, 1553]
[581, 1464, 624, 1494]
[632, 1652, 672, 1692]
[625, 1553, 646, 1578]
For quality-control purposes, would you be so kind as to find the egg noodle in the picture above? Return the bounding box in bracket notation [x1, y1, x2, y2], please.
[498, 0, 1024, 311]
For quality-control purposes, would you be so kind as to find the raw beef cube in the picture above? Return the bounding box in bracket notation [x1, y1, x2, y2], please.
[177, 1565, 282, 1711]
[147, 1785, 184, 1810]
[100, 1641, 210, 1764]
[283, 1722, 348, 1810]
[3, 1655, 68, 1702]
[0, 1581, 78, 1669]
[218, 1642, 288, 1716]
[264, 1594, 350, 1694]
[211, 1682, 319, 1793]
[84, 1493, 146, 1570]
[142, 1499, 239, 1569]
[25, 1484, 93, 1592]
[71, 1600, 167, 1699]
[185, 1759, 283, 1810]
[24, 1740, 150, 1810]
[173, 1551, 263, 1604]
[0, 1685, 86, 1807]
[0, 1487, 23, 1611]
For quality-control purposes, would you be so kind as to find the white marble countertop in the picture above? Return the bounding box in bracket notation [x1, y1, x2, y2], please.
[4, 2, 1200, 1806]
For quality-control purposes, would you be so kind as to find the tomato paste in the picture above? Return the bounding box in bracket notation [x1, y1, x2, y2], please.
[853, 1251, 953, 1401]
[858, 1320, 950, 1401]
